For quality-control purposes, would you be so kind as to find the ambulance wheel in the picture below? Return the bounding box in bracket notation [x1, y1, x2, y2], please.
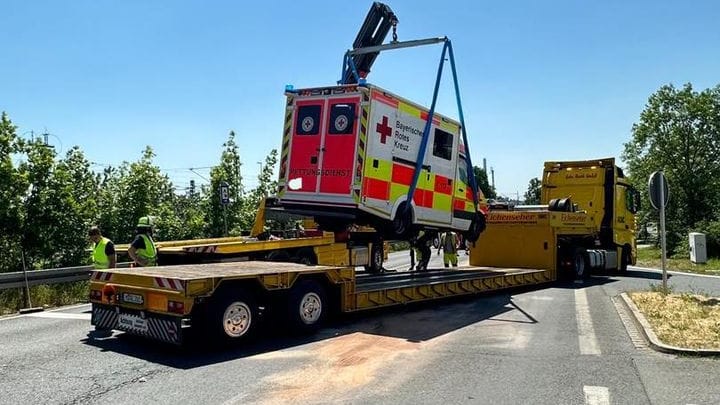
[391, 203, 413, 238]
[364, 242, 384, 273]
[286, 279, 326, 332]
[464, 213, 486, 243]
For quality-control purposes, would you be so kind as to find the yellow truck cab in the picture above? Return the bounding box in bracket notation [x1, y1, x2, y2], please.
[473, 158, 640, 279]
[276, 84, 484, 241]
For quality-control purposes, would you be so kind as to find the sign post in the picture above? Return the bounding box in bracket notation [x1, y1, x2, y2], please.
[219, 181, 230, 236]
[648, 171, 670, 290]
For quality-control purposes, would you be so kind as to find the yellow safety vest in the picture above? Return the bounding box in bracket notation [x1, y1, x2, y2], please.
[92, 237, 111, 269]
[136, 234, 157, 266]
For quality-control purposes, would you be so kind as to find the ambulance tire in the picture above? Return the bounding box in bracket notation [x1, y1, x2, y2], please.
[365, 242, 384, 273]
[286, 279, 326, 333]
[316, 218, 349, 233]
[391, 203, 413, 239]
[464, 213, 487, 243]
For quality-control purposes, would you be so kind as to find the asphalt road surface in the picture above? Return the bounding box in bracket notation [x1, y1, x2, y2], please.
[2, 252, 719, 405]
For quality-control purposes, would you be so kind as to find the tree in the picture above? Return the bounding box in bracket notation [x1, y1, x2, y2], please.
[206, 131, 244, 237]
[523, 177, 541, 204]
[240, 149, 278, 229]
[472, 166, 496, 199]
[623, 83, 720, 253]
[0, 113, 28, 272]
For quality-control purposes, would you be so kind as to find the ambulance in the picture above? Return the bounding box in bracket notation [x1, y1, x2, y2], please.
[276, 83, 486, 241]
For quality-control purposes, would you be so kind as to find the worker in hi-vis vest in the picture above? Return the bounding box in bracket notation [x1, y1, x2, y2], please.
[127, 216, 158, 267]
[438, 231, 459, 267]
[88, 226, 117, 269]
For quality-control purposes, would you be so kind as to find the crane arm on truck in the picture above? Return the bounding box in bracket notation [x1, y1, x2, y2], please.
[340, 2, 398, 85]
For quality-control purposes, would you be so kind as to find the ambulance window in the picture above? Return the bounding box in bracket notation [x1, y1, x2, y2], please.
[458, 159, 469, 184]
[329, 103, 356, 135]
[296, 105, 321, 135]
[432, 129, 453, 160]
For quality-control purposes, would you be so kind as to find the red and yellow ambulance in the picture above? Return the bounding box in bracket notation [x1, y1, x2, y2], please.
[277, 83, 485, 241]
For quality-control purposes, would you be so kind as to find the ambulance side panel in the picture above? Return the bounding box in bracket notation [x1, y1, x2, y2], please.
[360, 87, 463, 228]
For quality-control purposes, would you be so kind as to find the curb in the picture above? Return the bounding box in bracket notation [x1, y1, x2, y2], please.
[619, 293, 720, 356]
[18, 307, 45, 314]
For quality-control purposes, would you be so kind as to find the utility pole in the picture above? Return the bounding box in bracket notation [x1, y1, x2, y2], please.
[491, 167, 495, 189]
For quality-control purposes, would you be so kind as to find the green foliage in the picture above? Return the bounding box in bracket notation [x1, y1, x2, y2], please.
[523, 177, 541, 204]
[472, 166, 496, 199]
[623, 83, 720, 255]
[0, 113, 28, 272]
[206, 131, 244, 237]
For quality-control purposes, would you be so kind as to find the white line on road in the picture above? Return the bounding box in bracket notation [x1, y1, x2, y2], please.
[584, 385, 610, 405]
[629, 265, 720, 279]
[27, 312, 90, 320]
[575, 288, 601, 355]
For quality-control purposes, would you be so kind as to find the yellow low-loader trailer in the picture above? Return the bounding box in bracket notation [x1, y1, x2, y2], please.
[89, 243, 554, 345]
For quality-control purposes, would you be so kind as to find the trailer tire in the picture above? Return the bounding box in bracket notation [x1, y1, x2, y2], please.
[207, 289, 258, 343]
[267, 250, 291, 262]
[572, 248, 589, 279]
[365, 242, 384, 273]
[286, 279, 326, 333]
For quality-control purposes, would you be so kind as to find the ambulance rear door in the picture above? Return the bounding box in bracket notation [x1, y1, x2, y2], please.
[286, 92, 361, 201]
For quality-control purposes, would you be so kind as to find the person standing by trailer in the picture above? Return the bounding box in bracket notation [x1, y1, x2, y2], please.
[127, 216, 158, 267]
[88, 226, 117, 269]
[438, 231, 459, 267]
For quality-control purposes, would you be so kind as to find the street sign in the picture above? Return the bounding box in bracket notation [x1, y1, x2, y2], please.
[219, 182, 230, 206]
[648, 171, 669, 210]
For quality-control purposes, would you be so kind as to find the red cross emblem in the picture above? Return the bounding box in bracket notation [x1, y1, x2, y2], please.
[376, 116, 392, 144]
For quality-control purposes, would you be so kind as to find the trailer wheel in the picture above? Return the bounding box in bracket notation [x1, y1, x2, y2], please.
[365, 242, 384, 273]
[287, 279, 326, 332]
[267, 250, 291, 262]
[208, 289, 258, 343]
[572, 248, 588, 279]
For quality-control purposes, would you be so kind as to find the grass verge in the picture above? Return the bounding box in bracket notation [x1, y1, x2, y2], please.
[629, 291, 720, 349]
[636, 246, 720, 275]
[0, 281, 89, 315]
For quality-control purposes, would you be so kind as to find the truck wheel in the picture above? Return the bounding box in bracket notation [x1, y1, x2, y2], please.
[391, 203, 412, 238]
[267, 250, 291, 262]
[365, 242, 384, 273]
[287, 279, 326, 332]
[208, 289, 258, 343]
[572, 248, 588, 279]
[620, 245, 630, 272]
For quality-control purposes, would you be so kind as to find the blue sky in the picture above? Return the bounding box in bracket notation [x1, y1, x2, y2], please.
[2, 1, 718, 198]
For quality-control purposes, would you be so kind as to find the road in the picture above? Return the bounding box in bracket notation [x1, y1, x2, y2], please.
[1, 252, 719, 405]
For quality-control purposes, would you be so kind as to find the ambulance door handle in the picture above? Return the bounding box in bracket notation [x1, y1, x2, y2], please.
[316, 147, 325, 152]
[459, 188, 464, 192]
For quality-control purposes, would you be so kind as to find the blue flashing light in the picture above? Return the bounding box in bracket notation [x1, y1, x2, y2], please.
[285, 84, 295, 92]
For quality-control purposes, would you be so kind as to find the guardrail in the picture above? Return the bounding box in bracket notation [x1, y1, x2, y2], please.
[0, 263, 132, 291]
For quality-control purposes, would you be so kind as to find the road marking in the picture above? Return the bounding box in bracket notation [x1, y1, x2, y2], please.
[575, 288, 601, 355]
[629, 265, 720, 279]
[584, 385, 610, 405]
[27, 312, 90, 320]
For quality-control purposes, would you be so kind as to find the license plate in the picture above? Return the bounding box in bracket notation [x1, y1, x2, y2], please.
[121, 292, 144, 305]
[118, 313, 148, 332]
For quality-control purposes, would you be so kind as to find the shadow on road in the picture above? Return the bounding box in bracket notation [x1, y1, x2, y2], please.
[81, 290, 533, 369]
